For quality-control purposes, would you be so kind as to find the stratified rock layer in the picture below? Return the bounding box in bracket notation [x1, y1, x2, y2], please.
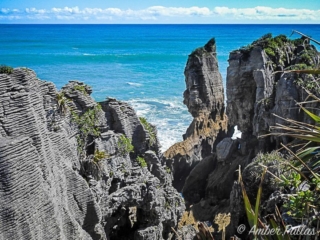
[172, 35, 320, 238]
[0, 69, 184, 240]
[164, 38, 228, 192]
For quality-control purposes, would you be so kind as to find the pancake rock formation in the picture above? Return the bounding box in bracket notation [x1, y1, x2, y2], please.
[164, 38, 228, 192]
[0, 69, 184, 240]
[168, 34, 320, 238]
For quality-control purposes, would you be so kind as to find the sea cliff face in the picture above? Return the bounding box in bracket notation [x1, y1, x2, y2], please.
[164, 38, 228, 192]
[171, 34, 320, 237]
[0, 69, 184, 240]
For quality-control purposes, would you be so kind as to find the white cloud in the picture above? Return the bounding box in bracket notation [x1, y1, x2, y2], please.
[0, 6, 319, 22]
[142, 6, 211, 16]
[213, 6, 320, 20]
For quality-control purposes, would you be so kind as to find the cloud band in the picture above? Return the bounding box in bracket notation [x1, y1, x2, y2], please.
[0, 6, 319, 22]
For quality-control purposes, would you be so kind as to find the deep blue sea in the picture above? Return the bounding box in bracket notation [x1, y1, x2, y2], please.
[1, 24, 320, 150]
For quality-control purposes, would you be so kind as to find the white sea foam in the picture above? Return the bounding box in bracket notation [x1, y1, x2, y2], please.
[126, 82, 142, 87]
[83, 53, 96, 56]
[128, 98, 192, 152]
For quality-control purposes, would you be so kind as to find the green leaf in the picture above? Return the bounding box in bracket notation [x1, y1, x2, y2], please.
[268, 218, 284, 240]
[240, 174, 255, 228]
[299, 105, 320, 123]
[290, 69, 320, 74]
[254, 167, 267, 228]
[296, 146, 320, 165]
[285, 134, 320, 143]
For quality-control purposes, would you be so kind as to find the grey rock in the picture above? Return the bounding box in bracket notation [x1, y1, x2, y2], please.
[167, 35, 320, 239]
[175, 225, 197, 240]
[0, 69, 104, 240]
[182, 155, 216, 205]
[216, 138, 237, 163]
[61, 81, 96, 112]
[227, 46, 273, 136]
[183, 38, 224, 120]
[144, 150, 171, 184]
[0, 68, 184, 240]
[134, 225, 163, 240]
[164, 38, 228, 192]
[101, 99, 161, 155]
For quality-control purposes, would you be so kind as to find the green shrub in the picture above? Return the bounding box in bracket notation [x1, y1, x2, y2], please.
[93, 150, 107, 163]
[281, 171, 319, 219]
[136, 156, 147, 168]
[139, 117, 156, 146]
[292, 38, 304, 45]
[274, 34, 288, 44]
[56, 92, 70, 115]
[117, 134, 134, 155]
[71, 104, 102, 152]
[254, 151, 287, 165]
[266, 93, 320, 225]
[300, 52, 313, 64]
[0, 65, 13, 74]
[264, 47, 276, 57]
[73, 84, 88, 95]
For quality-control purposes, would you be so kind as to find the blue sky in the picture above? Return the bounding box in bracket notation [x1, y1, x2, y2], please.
[1, 0, 320, 23]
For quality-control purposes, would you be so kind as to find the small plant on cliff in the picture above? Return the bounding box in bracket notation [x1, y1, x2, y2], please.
[136, 156, 147, 168]
[73, 84, 88, 95]
[93, 149, 108, 163]
[56, 92, 70, 116]
[263, 89, 320, 227]
[71, 104, 102, 153]
[0, 65, 13, 74]
[117, 134, 134, 156]
[139, 117, 156, 146]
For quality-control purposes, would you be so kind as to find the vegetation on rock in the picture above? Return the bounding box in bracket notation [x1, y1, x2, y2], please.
[71, 104, 102, 153]
[136, 156, 147, 168]
[139, 116, 156, 146]
[73, 84, 89, 95]
[56, 92, 70, 116]
[117, 134, 134, 155]
[242, 88, 320, 238]
[93, 149, 107, 163]
[0, 65, 13, 74]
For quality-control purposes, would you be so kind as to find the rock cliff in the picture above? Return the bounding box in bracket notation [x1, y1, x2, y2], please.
[164, 38, 228, 192]
[0, 69, 184, 240]
[167, 34, 320, 238]
[227, 34, 320, 151]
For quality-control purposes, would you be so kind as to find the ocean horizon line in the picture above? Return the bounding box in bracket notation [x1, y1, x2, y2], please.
[1, 23, 319, 25]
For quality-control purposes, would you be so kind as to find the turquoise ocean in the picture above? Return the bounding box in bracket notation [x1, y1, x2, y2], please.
[1, 24, 320, 150]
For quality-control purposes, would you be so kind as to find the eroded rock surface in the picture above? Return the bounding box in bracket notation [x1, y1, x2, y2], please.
[171, 35, 320, 238]
[227, 35, 320, 149]
[0, 69, 184, 240]
[164, 38, 228, 192]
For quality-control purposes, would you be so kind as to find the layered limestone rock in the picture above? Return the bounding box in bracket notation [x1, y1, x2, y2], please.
[0, 68, 184, 240]
[164, 38, 228, 192]
[172, 34, 320, 238]
[227, 35, 320, 150]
